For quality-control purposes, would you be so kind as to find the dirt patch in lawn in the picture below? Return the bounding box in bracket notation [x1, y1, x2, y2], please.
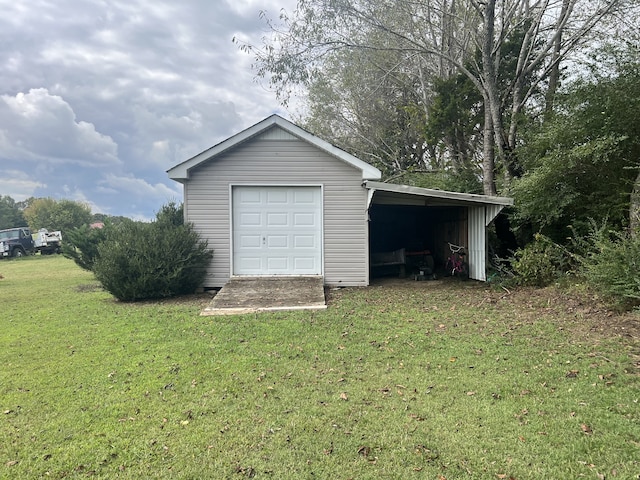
[363, 276, 640, 340]
[357, 276, 640, 373]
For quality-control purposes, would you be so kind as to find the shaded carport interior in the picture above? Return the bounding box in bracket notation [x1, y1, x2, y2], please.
[365, 181, 513, 280]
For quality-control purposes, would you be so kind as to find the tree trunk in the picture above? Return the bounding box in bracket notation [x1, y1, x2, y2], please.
[630, 169, 640, 236]
[544, 0, 570, 120]
[482, 97, 497, 196]
[480, 0, 498, 196]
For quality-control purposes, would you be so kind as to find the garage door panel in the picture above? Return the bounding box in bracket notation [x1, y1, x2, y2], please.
[238, 189, 262, 203]
[293, 212, 315, 226]
[267, 257, 289, 270]
[267, 212, 289, 226]
[294, 189, 316, 203]
[267, 190, 288, 203]
[240, 235, 261, 248]
[233, 186, 322, 275]
[267, 235, 289, 248]
[294, 257, 316, 270]
[237, 257, 262, 271]
[239, 212, 262, 226]
[294, 235, 316, 248]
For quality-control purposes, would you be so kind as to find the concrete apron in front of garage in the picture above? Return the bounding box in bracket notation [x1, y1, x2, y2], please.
[201, 276, 326, 316]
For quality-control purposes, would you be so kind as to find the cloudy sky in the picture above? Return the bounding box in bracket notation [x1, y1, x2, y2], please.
[0, 0, 297, 219]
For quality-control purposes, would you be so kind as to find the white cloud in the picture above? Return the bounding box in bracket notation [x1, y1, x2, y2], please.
[60, 186, 110, 215]
[0, 171, 46, 201]
[100, 174, 181, 202]
[0, 88, 120, 167]
[0, 0, 297, 218]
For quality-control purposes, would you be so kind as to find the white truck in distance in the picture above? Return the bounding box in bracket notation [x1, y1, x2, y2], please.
[0, 227, 63, 257]
[33, 229, 63, 255]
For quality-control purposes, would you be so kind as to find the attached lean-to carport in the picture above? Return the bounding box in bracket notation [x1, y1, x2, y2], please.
[364, 181, 514, 281]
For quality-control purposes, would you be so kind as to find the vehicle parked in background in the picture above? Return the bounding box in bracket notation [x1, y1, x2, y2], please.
[0, 227, 35, 257]
[0, 227, 63, 257]
[33, 229, 63, 255]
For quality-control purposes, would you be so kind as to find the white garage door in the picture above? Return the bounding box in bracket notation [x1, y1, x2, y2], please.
[232, 186, 322, 275]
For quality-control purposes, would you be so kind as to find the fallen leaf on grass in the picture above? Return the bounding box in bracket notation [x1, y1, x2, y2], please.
[340, 392, 349, 401]
[357, 445, 371, 457]
[234, 465, 256, 478]
[581, 424, 593, 435]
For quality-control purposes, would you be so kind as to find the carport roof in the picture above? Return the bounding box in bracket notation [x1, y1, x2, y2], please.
[364, 181, 514, 207]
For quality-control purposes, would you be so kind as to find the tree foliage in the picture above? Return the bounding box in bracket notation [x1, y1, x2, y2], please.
[512, 52, 640, 242]
[23, 198, 92, 235]
[0, 196, 26, 230]
[242, 0, 630, 194]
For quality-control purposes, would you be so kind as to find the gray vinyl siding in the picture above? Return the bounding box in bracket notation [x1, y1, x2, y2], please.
[184, 133, 369, 288]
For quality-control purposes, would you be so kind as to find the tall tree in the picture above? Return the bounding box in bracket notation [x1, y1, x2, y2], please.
[242, 0, 630, 194]
[0, 196, 27, 230]
[23, 198, 93, 236]
[302, 47, 432, 177]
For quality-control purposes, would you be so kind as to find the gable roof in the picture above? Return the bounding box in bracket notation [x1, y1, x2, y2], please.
[167, 114, 382, 182]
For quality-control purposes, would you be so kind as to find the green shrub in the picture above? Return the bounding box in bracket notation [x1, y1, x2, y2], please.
[93, 205, 212, 301]
[511, 234, 572, 286]
[575, 225, 640, 310]
[155, 201, 185, 227]
[62, 223, 112, 271]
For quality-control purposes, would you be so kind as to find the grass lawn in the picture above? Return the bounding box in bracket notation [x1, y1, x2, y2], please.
[1, 256, 638, 479]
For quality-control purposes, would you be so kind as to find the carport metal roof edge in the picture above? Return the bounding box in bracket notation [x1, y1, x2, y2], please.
[364, 181, 514, 208]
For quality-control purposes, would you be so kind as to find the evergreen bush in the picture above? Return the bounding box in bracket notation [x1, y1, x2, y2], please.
[62, 223, 112, 271]
[92, 204, 213, 301]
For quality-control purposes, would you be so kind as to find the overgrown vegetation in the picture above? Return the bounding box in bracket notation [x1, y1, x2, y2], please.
[573, 224, 640, 310]
[510, 234, 573, 287]
[1, 257, 638, 479]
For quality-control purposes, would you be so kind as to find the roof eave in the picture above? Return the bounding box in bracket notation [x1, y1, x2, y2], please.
[364, 180, 514, 206]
